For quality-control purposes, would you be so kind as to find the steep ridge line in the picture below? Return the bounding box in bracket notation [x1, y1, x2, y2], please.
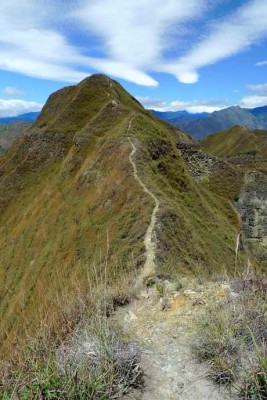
[127, 116, 160, 281]
[111, 117, 233, 400]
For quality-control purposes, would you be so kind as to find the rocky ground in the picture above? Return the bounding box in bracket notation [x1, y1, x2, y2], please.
[112, 277, 238, 400]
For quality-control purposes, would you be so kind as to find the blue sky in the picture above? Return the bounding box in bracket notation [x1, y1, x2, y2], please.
[0, 0, 267, 116]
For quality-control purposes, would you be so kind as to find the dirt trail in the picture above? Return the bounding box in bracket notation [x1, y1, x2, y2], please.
[118, 117, 234, 399]
[127, 117, 160, 283]
[114, 284, 233, 400]
[235, 231, 241, 267]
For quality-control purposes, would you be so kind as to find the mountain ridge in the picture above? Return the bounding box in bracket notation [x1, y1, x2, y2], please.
[151, 105, 267, 139]
[0, 112, 40, 124]
[0, 74, 240, 358]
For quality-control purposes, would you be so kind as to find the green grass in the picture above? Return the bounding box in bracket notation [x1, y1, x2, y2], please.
[130, 114, 240, 277]
[0, 74, 244, 360]
[201, 125, 267, 173]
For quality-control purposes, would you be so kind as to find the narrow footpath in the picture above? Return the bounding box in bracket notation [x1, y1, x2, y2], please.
[113, 116, 234, 399]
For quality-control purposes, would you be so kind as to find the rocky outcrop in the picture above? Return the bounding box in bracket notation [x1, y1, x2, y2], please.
[177, 141, 234, 180]
[238, 172, 267, 244]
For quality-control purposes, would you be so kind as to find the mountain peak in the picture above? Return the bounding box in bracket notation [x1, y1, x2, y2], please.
[0, 75, 247, 363]
[79, 73, 113, 87]
[30, 74, 143, 135]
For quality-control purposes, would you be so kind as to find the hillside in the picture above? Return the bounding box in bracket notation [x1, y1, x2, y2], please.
[0, 74, 241, 357]
[202, 125, 267, 171]
[202, 125, 267, 265]
[153, 105, 267, 139]
[0, 122, 29, 154]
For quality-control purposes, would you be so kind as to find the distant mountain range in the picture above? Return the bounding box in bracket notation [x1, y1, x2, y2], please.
[3, 105, 267, 142]
[151, 105, 267, 139]
[0, 112, 40, 124]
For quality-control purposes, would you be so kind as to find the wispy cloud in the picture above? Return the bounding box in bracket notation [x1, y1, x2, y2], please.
[0, 1, 89, 83]
[136, 96, 228, 113]
[163, 0, 267, 83]
[247, 83, 267, 95]
[256, 60, 267, 66]
[240, 82, 267, 108]
[239, 95, 267, 108]
[0, 0, 205, 86]
[3, 86, 24, 96]
[135, 96, 166, 110]
[0, 99, 43, 117]
[71, 0, 206, 86]
[169, 99, 228, 113]
[0, 1, 266, 87]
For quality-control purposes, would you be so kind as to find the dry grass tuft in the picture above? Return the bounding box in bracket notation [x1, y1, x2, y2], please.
[193, 271, 267, 399]
[0, 260, 142, 399]
[0, 302, 142, 399]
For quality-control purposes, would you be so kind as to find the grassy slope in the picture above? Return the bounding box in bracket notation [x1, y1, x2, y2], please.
[0, 75, 239, 356]
[130, 114, 239, 277]
[202, 125, 267, 173]
[201, 125, 267, 270]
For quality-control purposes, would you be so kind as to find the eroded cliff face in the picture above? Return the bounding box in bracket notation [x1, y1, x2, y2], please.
[179, 136, 267, 266]
[237, 172, 267, 262]
[200, 126, 267, 266]
[177, 140, 243, 203]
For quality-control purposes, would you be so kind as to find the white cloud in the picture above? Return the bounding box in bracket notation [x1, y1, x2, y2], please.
[0, 0, 266, 87]
[73, 0, 204, 67]
[71, 0, 205, 86]
[163, 0, 267, 83]
[0, 99, 43, 117]
[169, 99, 228, 113]
[240, 83, 267, 108]
[0, 0, 205, 86]
[239, 95, 267, 108]
[3, 86, 24, 96]
[136, 96, 228, 113]
[82, 59, 157, 87]
[247, 83, 267, 95]
[0, 1, 89, 83]
[135, 96, 166, 110]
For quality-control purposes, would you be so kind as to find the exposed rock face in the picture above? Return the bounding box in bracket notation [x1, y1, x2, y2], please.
[238, 172, 267, 243]
[176, 141, 225, 180]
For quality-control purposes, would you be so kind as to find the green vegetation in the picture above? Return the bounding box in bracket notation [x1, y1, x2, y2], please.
[0, 74, 241, 368]
[0, 255, 142, 399]
[201, 125, 267, 172]
[130, 113, 239, 277]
